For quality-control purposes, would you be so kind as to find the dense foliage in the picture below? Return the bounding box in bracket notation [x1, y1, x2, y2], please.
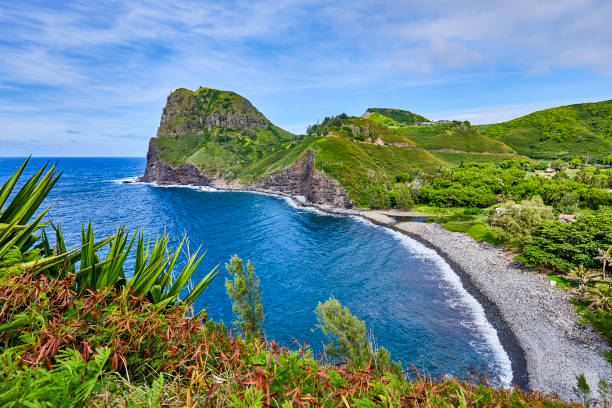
[416, 162, 612, 210]
[518, 209, 612, 272]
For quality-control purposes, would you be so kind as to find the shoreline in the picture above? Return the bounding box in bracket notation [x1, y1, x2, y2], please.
[126, 177, 611, 400]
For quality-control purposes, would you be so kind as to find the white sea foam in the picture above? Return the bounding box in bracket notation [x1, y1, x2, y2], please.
[110, 177, 218, 191]
[351, 216, 514, 386]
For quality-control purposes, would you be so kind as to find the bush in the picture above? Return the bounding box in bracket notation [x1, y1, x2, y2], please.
[518, 208, 612, 272]
[490, 196, 555, 249]
[391, 186, 414, 210]
[395, 173, 412, 183]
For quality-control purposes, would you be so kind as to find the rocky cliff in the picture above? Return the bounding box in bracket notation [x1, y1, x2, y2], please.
[254, 150, 352, 208]
[140, 140, 213, 185]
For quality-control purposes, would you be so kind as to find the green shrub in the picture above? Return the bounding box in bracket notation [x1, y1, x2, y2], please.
[490, 197, 555, 249]
[225, 255, 265, 337]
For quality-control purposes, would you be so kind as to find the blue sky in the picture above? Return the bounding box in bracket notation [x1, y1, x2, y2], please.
[1, 0, 612, 156]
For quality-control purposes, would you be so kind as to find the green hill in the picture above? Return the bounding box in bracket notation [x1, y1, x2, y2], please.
[145, 89, 610, 209]
[151, 87, 297, 178]
[477, 100, 612, 160]
[396, 123, 514, 154]
[364, 107, 429, 126]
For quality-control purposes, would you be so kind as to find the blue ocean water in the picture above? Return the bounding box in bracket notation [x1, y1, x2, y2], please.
[0, 157, 511, 384]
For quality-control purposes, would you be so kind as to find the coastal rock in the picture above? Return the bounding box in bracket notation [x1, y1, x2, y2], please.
[140, 141, 212, 186]
[254, 150, 353, 208]
[140, 142, 353, 208]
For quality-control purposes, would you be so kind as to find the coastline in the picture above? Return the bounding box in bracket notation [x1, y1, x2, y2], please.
[126, 177, 612, 400]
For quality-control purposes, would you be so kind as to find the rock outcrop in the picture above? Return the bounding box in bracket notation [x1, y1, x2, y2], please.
[141, 143, 353, 208]
[140, 140, 213, 186]
[157, 88, 269, 137]
[254, 150, 353, 208]
[140, 86, 353, 208]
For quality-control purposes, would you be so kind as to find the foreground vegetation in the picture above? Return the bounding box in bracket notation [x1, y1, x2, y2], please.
[1, 160, 592, 406]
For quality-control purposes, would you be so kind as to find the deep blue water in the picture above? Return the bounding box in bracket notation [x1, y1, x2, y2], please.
[0, 157, 511, 384]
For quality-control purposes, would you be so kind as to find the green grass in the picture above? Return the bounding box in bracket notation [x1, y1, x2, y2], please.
[311, 137, 445, 207]
[430, 151, 532, 166]
[397, 124, 513, 153]
[365, 107, 429, 125]
[442, 222, 495, 243]
[477, 99, 612, 160]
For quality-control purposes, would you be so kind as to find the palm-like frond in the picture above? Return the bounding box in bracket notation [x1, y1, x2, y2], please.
[0, 158, 217, 308]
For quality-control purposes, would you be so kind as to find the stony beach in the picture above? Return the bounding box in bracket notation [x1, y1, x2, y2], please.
[361, 211, 612, 401]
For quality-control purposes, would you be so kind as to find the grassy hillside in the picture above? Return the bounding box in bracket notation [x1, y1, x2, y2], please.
[365, 107, 429, 125]
[478, 100, 612, 160]
[148, 89, 612, 208]
[430, 151, 533, 166]
[397, 123, 514, 153]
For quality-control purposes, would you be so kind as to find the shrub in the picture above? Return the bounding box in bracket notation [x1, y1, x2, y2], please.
[490, 197, 555, 249]
[392, 186, 414, 210]
[315, 298, 402, 377]
[225, 255, 264, 337]
[395, 173, 412, 183]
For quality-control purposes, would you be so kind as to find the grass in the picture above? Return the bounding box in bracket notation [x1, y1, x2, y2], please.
[397, 124, 513, 153]
[311, 137, 445, 207]
[430, 151, 533, 166]
[477, 99, 612, 161]
[365, 107, 429, 125]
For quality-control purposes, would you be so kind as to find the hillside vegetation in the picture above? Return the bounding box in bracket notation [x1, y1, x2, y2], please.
[147, 88, 612, 210]
[364, 107, 429, 125]
[397, 123, 514, 153]
[478, 100, 612, 160]
[152, 87, 297, 178]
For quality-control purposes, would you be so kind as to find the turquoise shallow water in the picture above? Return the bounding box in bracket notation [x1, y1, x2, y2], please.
[0, 157, 511, 384]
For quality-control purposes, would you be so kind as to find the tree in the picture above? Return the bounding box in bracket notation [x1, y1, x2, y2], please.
[569, 157, 583, 169]
[315, 298, 402, 376]
[225, 255, 264, 337]
[573, 374, 592, 406]
[564, 265, 601, 299]
[595, 245, 612, 279]
[489, 196, 555, 249]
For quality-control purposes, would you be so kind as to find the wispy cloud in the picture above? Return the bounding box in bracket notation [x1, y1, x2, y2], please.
[1, 0, 611, 156]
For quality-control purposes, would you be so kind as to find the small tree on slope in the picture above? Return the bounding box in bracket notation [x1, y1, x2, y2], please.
[225, 255, 264, 337]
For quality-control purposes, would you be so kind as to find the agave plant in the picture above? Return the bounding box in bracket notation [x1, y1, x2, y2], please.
[0, 158, 61, 262]
[0, 158, 217, 308]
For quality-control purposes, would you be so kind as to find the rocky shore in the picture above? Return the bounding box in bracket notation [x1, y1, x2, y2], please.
[360, 214, 611, 401]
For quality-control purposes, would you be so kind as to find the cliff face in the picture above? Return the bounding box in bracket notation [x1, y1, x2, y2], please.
[254, 150, 353, 208]
[141, 141, 353, 208]
[141, 140, 213, 185]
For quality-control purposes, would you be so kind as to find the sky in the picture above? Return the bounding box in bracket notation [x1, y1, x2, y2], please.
[1, 0, 612, 157]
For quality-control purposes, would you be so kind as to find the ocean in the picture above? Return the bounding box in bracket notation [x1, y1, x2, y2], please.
[0, 157, 512, 384]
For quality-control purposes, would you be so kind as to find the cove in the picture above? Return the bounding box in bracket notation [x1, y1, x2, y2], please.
[0, 157, 512, 385]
